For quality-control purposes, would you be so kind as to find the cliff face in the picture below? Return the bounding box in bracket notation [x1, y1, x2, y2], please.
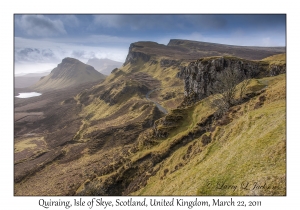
[177, 56, 286, 103]
[124, 43, 152, 65]
[269, 64, 286, 76]
[178, 57, 259, 100]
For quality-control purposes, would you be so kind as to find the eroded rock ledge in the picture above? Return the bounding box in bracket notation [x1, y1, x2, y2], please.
[177, 56, 285, 103]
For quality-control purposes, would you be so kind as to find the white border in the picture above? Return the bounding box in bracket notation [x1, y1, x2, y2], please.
[3, 1, 297, 209]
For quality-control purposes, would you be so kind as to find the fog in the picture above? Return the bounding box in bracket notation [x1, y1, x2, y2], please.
[14, 37, 128, 75]
[15, 62, 56, 75]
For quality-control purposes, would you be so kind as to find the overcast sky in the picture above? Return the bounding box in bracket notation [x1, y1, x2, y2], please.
[14, 14, 286, 74]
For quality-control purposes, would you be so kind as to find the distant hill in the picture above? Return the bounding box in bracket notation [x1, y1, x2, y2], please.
[31, 57, 106, 91]
[15, 72, 51, 88]
[86, 58, 123, 75]
[15, 71, 50, 78]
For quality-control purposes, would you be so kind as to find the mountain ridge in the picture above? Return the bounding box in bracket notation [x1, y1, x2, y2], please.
[124, 39, 285, 65]
[167, 39, 286, 48]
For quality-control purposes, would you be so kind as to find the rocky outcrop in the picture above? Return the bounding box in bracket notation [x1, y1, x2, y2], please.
[160, 59, 181, 67]
[177, 56, 286, 105]
[149, 60, 158, 65]
[177, 57, 263, 101]
[269, 64, 286, 76]
[124, 43, 151, 65]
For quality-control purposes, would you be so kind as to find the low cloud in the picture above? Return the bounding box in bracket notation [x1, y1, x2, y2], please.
[14, 37, 128, 74]
[15, 47, 58, 63]
[14, 62, 58, 75]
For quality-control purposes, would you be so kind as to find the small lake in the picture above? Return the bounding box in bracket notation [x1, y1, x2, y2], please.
[15, 92, 42, 98]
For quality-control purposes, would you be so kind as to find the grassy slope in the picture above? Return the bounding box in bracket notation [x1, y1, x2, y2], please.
[71, 54, 286, 195]
[14, 59, 172, 195]
[80, 57, 185, 123]
[262, 53, 286, 65]
[125, 58, 185, 111]
[132, 74, 286, 196]
[32, 60, 105, 91]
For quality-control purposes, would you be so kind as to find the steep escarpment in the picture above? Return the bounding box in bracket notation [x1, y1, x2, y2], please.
[125, 40, 285, 66]
[177, 57, 261, 101]
[31, 57, 106, 91]
[177, 55, 286, 104]
[124, 43, 152, 65]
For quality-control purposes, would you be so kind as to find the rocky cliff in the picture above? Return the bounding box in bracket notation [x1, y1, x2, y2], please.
[269, 64, 286, 76]
[124, 43, 153, 65]
[177, 56, 286, 103]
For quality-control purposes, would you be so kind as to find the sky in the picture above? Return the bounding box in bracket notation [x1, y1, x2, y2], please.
[14, 14, 286, 74]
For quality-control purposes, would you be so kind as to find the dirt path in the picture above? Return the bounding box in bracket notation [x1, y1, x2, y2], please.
[145, 88, 168, 114]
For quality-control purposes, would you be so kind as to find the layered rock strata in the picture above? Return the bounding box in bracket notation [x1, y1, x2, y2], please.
[177, 56, 286, 102]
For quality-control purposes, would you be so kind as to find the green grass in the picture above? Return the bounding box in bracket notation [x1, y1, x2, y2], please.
[262, 53, 286, 66]
[75, 57, 286, 196]
[132, 74, 286, 196]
